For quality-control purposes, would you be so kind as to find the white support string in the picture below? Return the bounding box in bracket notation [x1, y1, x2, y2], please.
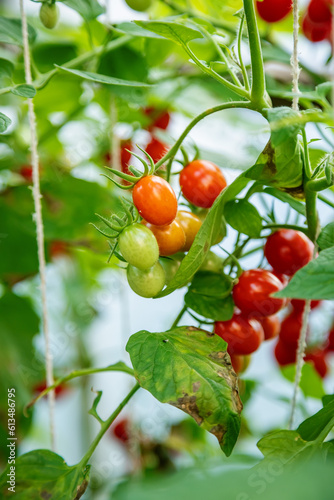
[291, 0, 301, 111]
[19, 0, 55, 450]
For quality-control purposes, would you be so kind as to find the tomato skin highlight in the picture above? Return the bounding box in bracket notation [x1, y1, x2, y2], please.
[145, 137, 168, 164]
[142, 219, 186, 256]
[214, 313, 264, 355]
[179, 160, 227, 209]
[132, 175, 178, 226]
[258, 315, 280, 341]
[256, 0, 292, 23]
[264, 229, 314, 276]
[274, 339, 297, 366]
[232, 269, 287, 317]
[118, 224, 159, 269]
[176, 211, 202, 252]
[127, 262, 165, 298]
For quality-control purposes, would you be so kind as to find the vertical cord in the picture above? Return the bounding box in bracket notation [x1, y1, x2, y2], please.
[19, 0, 55, 450]
[291, 0, 300, 111]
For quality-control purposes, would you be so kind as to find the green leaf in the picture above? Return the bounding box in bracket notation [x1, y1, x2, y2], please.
[0, 112, 11, 133]
[224, 199, 262, 237]
[126, 326, 242, 456]
[117, 22, 165, 38]
[0, 17, 36, 46]
[135, 20, 203, 46]
[263, 187, 306, 215]
[56, 66, 151, 87]
[156, 174, 249, 297]
[59, 0, 104, 21]
[0, 450, 90, 499]
[0, 58, 14, 79]
[281, 363, 325, 399]
[275, 247, 334, 300]
[317, 222, 334, 250]
[186, 271, 233, 298]
[297, 397, 334, 442]
[266, 107, 302, 148]
[257, 430, 307, 460]
[11, 84, 36, 98]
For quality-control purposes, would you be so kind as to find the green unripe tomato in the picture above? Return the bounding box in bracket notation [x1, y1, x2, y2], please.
[200, 251, 224, 274]
[118, 223, 159, 270]
[127, 263, 165, 298]
[160, 256, 182, 285]
[40, 3, 59, 29]
[124, 0, 152, 12]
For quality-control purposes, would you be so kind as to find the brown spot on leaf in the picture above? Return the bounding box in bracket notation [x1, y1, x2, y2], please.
[281, 185, 305, 199]
[192, 381, 200, 392]
[41, 492, 52, 500]
[74, 479, 89, 499]
[210, 424, 227, 445]
[169, 394, 203, 425]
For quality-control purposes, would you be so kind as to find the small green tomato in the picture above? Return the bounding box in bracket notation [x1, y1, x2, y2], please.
[124, 0, 152, 12]
[39, 2, 59, 29]
[127, 262, 165, 298]
[118, 223, 159, 270]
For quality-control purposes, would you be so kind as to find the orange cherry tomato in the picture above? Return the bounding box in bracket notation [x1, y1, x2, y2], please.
[133, 175, 178, 226]
[176, 211, 202, 251]
[142, 219, 186, 256]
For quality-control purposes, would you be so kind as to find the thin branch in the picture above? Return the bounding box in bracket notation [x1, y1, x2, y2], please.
[19, 0, 55, 450]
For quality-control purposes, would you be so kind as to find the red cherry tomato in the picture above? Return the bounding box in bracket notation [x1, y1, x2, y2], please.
[256, 0, 292, 23]
[264, 229, 314, 276]
[180, 160, 227, 209]
[308, 0, 333, 23]
[270, 269, 288, 287]
[305, 349, 328, 378]
[291, 299, 322, 312]
[279, 310, 303, 346]
[19, 165, 33, 183]
[258, 315, 280, 341]
[145, 137, 169, 164]
[214, 313, 264, 355]
[142, 219, 186, 256]
[302, 12, 332, 42]
[232, 269, 287, 317]
[34, 381, 68, 398]
[112, 418, 130, 443]
[230, 354, 251, 374]
[325, 328, 334, 352]
[133, 175, 178, 226]
[274, 339, 297, 366]
[144, 107, 170, 130]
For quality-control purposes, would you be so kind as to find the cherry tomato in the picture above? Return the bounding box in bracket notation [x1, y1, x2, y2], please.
[49, 240, 70, 259]
[160, 256, 182, 285]
[176, 211, 202, 251]
[291, 299, 322, 312]
[230, 354, 251, 374]
[39, 2, 59, 29]
[145, 137, 168, 164]
[118, 223, 159, 269]
[133, 175, 178, 226]
[264, 229, 314, 276]
[180, 160, 227, 209]
[308, 0, 333, 23]
[270, 269, 288, 286]
[302, 13, 331, 42]
[34, 381, 68, 398]
[232, 269, 287, 317]
[142, 219, 186, 256]
[19, 165, 33, 183]
[144, 107, 170, 130]
[305, 349, 328, 378]
[279, 310, 303, 346]
[325, 328, 334, 352]
[214, 313, 264, 355]
[112, 418, 130, 443]
[258, 315, 280, 341]
[125, 0, 152, 11]
[200, 251, 224, 273]
[127, 262, 165, 298]
[274, 339, 297, 366]
[256, 0, 292, 23]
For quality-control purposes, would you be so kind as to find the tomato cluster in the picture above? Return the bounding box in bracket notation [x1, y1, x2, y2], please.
[302, 0, 333, 42]
[214, 229, 331, 378]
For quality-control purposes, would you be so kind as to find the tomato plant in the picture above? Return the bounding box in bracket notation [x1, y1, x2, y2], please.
[1, 0, 334, 497]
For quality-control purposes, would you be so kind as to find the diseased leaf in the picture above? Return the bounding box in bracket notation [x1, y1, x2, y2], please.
[275, 247, 334, 300]
[266, 107, 302, 148]
[126, 326, 242, 456]
[0, 16, 36, 46]
[156, 174, 249, 297]
[56, 66, 151, 87]
[0, 450, 90, 499]
[317, 222, 334, 250]
[225, 199, 262, 237]
[263, 187, 305, 215]
[0, 112, 11, 133]
[11, 84, 36, 98]
[135, 20, 203, 46]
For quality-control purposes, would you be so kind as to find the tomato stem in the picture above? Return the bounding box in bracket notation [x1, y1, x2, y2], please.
[171, 305, 187, 329]
[237, 14, 250, 92]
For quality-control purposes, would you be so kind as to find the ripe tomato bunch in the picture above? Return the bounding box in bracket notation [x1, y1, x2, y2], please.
[214, 229, 332, 378]
[302, 0, 333, 42]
